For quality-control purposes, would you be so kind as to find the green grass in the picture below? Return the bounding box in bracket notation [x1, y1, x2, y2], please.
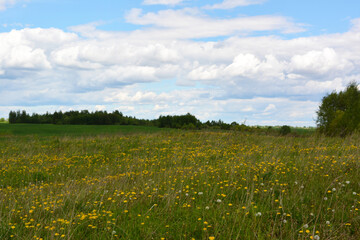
[0, 124, 169, 137]
[0, 127, 359, 239]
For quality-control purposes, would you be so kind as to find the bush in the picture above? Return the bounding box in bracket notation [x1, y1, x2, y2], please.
[279, 125, 291, 136]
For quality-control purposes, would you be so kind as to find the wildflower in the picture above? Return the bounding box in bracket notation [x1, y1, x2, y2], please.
[209, 237, 215, 240]
[112, 231, 116, 235]
[326, 221, 330, 225]
[205, 206, 210, 210]
[346, 181, 350, 184]
[216, 199, 222, 203]
[332, 188, 336, 192]
[323, 197, 328, 201]
[313, 235, 320, 240]
[255, 212, 262, 217]
[303, 224, 309, 228]
[353, 192, 357, 195]
[198, 192, 203, 195]
[283, 219, 287, 223]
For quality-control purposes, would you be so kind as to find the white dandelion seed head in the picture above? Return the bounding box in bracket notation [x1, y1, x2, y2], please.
[216, 199, 222, 203]
[255, 212, 262, 217]
[283, 219, 287, 223]
[326, 221, 330, 225]
[198, 192, 203, 195]
[205, 206, 210, 210]
[324, 197, 328, 201]
[353, 192, 357, 195]
[303, 224, 309, 228]
[313, 235, 320, 240]
[332, 188, 336, 191]
[346, 181, 350, 184]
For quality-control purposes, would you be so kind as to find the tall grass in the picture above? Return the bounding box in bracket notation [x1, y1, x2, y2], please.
[0, 130, 359, 239]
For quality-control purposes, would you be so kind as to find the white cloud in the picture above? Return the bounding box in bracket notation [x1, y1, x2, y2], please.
[125, 8, 304, 39]
[0, 0, 17, 11]
[351, 18, 360, 32]
[205, 0, 266, 9]
[143, 0, 184, 5]
[290, 48, 353, 77]
[1, 14, 360, 125]
[264, 104, 276, 112]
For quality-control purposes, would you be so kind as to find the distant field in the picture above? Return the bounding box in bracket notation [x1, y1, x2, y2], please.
[0, 126, 359, 239]
[0, 124, 169, 137]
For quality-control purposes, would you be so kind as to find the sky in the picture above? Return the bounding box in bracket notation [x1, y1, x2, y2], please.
[1, 0, 360, 126]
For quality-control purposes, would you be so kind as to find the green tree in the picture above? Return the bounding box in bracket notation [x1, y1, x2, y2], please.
[279, 125, 291, 136]
[316, 82, 360, 136]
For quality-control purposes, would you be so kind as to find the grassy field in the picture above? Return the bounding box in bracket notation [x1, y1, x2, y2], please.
[0, 124, 168, 137]
[0, 125, 359, 239]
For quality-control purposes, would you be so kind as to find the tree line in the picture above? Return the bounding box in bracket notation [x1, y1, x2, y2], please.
[8, 110, 219, 130]
[8, 110, 279, 132]
[9, 110, 154, 126]
[8, 81, 360, 136]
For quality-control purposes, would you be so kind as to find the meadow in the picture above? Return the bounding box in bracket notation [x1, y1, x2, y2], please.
[0, 124, 359, 239]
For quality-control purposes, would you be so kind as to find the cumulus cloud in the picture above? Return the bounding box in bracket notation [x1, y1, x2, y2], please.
[1, 11, 360, 125]
[205, 0, 266, 9]
[290, 48, 353, 77]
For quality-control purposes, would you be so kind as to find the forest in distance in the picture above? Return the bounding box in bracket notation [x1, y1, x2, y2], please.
[7, 109, 307, 136]
[7, 81, 360, 136]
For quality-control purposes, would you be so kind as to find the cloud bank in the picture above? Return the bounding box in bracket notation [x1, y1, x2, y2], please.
[1, 6, 360, 126]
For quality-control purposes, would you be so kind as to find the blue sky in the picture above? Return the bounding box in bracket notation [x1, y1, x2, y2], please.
[1, 0, 360, 126]
[2, 0, 358, 34]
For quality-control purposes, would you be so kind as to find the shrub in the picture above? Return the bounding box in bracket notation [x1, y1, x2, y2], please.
[279, 125, 291, 136]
